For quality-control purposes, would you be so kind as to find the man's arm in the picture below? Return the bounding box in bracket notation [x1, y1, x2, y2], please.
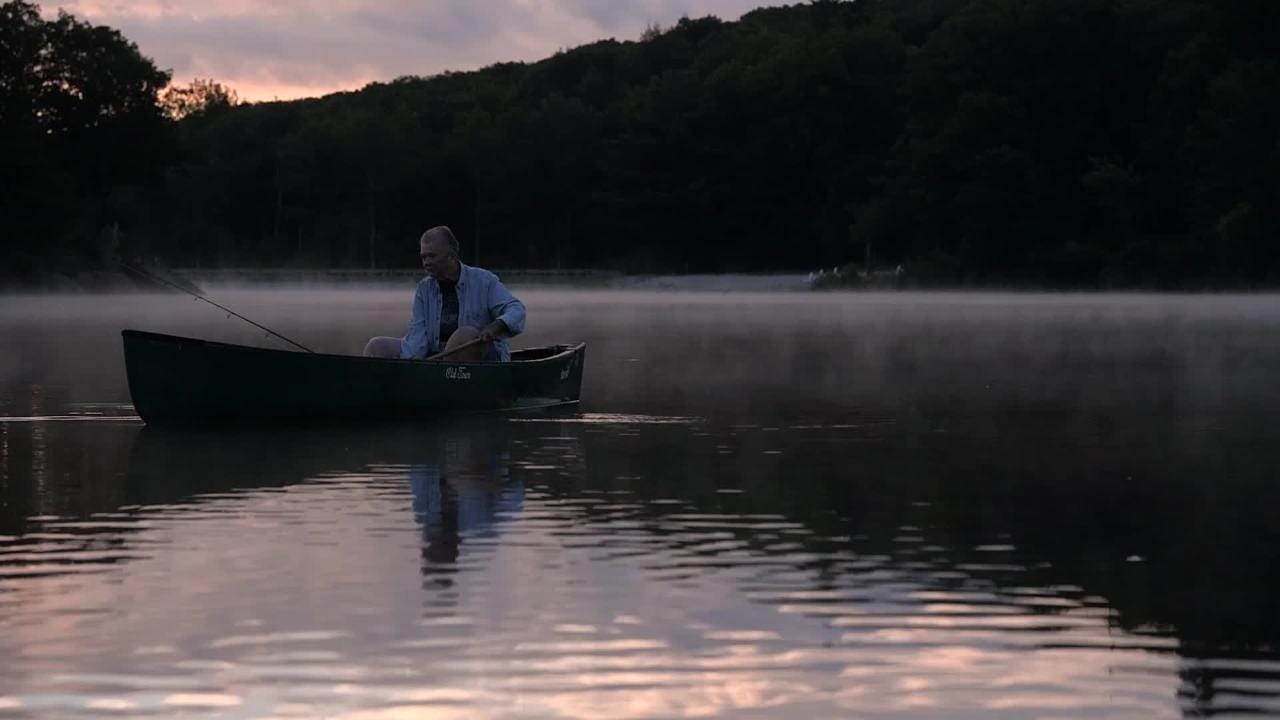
[480, 276, 526, 342]
[399, 284, 429, 358]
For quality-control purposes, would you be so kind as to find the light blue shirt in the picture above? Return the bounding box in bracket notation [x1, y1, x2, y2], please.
[399, 264, 526, 362]
[409, 458, 523, 543]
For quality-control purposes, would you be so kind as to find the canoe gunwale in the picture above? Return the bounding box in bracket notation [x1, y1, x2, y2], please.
[120, 329, 583, 366]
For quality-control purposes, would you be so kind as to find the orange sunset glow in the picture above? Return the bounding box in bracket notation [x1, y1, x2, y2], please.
[37, 0, 779, 101]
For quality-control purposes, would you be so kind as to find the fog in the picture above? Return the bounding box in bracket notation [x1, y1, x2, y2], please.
[5, 286, 1280, 717]
[3, 287, 1279, 431]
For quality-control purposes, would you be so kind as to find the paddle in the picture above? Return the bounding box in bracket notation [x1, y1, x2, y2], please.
[426, 337, 487, 361]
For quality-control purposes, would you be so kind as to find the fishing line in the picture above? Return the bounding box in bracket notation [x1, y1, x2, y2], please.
[120, 262, 315, 353]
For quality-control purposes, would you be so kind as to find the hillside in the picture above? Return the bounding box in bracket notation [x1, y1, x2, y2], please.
[3, 0, 1278, 287]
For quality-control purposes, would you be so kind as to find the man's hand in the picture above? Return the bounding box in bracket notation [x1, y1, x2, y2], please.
[478, 319, 508, 344]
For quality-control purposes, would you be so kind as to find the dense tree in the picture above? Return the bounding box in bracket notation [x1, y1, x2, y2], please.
[1, 0, 170, 283]
[4, 0, 1278, 287]
[160, 78, 239, 120]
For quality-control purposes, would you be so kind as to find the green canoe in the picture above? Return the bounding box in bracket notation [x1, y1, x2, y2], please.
[122, 329, 585, 425]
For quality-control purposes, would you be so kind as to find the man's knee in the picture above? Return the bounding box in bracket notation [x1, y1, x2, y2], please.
[443, 326, 483, 361]
[445, 326, 480, 349]
[364, 336, 401, 358]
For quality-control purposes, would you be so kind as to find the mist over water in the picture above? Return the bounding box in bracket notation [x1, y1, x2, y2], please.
[4, 287, 1279, 418]
[2, 287, 1280, 717]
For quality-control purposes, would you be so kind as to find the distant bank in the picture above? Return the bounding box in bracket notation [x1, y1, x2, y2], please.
[176, 268, 624, 286]
[180, 268, 813, 292]
[0, 268, 814, 293]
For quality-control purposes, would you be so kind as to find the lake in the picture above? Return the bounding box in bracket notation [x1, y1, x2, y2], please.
[2, 288, 1279, 718]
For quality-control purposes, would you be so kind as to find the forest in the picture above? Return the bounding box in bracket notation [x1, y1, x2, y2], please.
[2, 0, 1277, 287]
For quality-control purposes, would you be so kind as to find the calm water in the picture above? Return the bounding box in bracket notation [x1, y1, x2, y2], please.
[2, 288, 1279, 718]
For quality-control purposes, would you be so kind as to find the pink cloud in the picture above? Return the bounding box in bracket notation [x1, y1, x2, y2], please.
[37, 0, 777, 101]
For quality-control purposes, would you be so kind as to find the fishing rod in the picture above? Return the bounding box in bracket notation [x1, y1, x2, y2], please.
[120, 261, 315, 354]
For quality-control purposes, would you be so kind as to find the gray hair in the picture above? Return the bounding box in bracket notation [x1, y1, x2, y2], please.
[420, 226, 459, 257]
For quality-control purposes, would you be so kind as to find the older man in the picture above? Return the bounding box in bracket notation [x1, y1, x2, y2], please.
[364, 226, 526, 362]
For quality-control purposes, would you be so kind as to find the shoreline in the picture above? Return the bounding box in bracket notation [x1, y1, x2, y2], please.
[0, 268, 816, 293]
[3, 268, 1279, 294]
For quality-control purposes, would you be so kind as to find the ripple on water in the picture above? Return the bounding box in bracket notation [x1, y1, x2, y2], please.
[1, 417, 1279, 719]
[510, 413, 703, 425]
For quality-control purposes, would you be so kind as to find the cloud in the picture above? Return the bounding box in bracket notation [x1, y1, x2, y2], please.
[38, 0, 776, 101]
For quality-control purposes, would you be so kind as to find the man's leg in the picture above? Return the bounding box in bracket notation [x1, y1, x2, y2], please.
[363, 336, 402, 358]
[441, 326, 484, 362]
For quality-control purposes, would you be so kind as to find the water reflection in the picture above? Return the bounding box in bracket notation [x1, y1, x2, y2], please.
[0, 407, 1279, 716]
[409, 432, 522, 584]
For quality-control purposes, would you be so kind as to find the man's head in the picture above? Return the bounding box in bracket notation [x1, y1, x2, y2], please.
[419, 226, 461, 281]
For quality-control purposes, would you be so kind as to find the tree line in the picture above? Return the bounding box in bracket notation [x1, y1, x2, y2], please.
[2, 0, 1277, 287]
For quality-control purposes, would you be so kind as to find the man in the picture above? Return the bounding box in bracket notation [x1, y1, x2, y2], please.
[364, 226, 526, 362]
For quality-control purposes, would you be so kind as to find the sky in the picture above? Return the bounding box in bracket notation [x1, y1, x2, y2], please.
[38, 0, 780, 102]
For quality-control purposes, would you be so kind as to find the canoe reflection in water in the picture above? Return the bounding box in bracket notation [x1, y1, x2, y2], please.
[124, 418, 531, 585]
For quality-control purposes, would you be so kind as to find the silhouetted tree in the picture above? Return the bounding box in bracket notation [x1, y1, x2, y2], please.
[0, 0, 169, 282]
[5, 0, 1279, 288]
[161, 78, 239, 120]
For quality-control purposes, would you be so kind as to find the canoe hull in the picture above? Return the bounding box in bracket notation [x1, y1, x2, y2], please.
[122, 330, 585, 425]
